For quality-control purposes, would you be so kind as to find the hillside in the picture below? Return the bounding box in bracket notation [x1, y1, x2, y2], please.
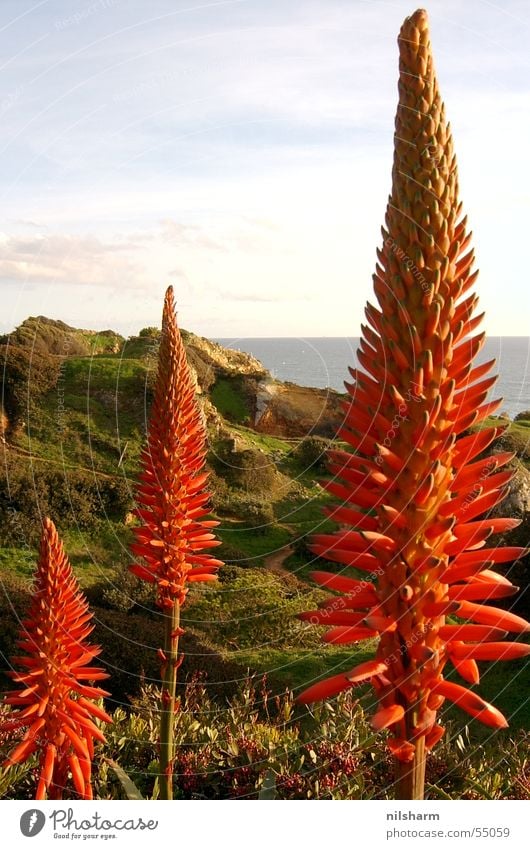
[0, 315, 529, 738]
[0, 317, 349, 697]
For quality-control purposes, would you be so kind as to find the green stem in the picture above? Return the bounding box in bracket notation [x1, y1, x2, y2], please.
[159, 600, 180, 800]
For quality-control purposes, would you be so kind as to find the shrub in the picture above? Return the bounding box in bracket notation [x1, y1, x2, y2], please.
[183, 567, 319, 650]
[292, 436, 331, 471]
[0, 461, 133, 546]
[228, 495, 275, 529]
[216, 543, 252, 570]
[86, 569, 156, 614]
[0, 344, 60, 425]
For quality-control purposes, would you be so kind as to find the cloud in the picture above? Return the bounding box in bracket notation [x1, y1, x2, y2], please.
[210, 288, 283, 304]
[160, 219, 225, 252]
[10, 219, 46, 229]
[0, 232, 147, 288]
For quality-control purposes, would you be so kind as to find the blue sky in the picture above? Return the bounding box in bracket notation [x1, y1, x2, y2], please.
[1, 0, 529, 337]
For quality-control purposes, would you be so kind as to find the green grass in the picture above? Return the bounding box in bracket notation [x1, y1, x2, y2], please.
[210, 377, 251, 424]
[274, 489, 332, 529]
[216, 520, 292, 565]
[230, 425, 292, 454]
[0, 523, 128, 588]
[0, 548, 36, 581]
[63, 356, 147, 396]
[235, 644, 375, 692]
[13, 356, 148, 474]
[60, 524, 130, 586]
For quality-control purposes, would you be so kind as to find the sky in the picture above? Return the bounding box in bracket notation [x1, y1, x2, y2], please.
[0, 0, 529, 338]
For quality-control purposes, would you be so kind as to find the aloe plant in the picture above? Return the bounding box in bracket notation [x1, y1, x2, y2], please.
[0, 518, 111, 799]
[129, 286, 223, 799]
[297, 8, 530, 800]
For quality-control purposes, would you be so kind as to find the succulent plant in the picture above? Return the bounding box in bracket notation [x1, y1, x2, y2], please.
[129, 286, 222, 799]
[297, 8, 530, 800]
[1, 518, 111, 800]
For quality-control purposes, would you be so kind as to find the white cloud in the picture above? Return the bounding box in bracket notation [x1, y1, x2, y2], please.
[0, 232, 146, 288]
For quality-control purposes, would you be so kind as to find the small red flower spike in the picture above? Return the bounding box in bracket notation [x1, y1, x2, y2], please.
[1, 518, 111, 800]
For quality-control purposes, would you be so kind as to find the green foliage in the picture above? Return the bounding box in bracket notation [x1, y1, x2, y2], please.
[0, 343, 60, 424]
[184, 566, 320, 650]
[292, 436, 332, 471]
[216, 542, 252, 570]
[1, 673, 529, 800]
[86, 568, 156, 613]
[94, 677, 383, 800]
[221, 494, 275, 529]
[0, 459, 133, 546]
[212, 438, 286, 498]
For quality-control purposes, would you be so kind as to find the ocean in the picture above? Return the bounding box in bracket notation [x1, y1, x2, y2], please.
[216, 337, 530, 420]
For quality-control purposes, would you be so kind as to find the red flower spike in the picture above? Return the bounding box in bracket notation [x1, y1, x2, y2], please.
[129, 286, 222, 607]
[129, 286, 223, 800]
[0, 518, 110, 800]
[296, 8, 530, 800]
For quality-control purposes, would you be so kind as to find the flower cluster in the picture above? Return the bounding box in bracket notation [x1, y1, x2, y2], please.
[298, 8, 530, 774]
[1, 518, 111, 799]
[129, 286, 222, 609]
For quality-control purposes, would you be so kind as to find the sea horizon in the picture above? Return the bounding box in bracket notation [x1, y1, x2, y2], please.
[216, 336, 530, 419]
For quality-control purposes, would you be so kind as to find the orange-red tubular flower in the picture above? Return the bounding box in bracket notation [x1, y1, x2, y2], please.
[129, 286, 222, 800]
[0, 518, 110, 800]
[297, 9, 530, 800]
[129, 286, 222, 609]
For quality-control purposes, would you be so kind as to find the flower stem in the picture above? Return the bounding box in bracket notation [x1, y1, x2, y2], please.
[395, 735, 426, 800]
[159, 600, 180, 800]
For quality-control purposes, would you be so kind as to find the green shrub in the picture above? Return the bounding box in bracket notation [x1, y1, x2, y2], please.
[292, 436, 331, 471]
[0, 460, 133, 545]
[227, 495, 275, 529]
[216, 543, 252, 570]
[0, 343, 60, 425]
[86, 569, 156, 613]
[183, 566, 318, 650]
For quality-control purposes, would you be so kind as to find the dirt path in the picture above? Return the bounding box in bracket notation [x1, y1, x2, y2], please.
[263, 543, 294, 576]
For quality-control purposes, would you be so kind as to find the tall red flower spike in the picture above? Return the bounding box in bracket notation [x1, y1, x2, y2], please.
[0, 518, 111, 800]
[297, 9, 530, 800]
[129, 285, 222, 799]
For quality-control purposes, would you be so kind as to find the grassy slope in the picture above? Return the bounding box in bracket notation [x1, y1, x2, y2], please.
[1, 345, 529, 735]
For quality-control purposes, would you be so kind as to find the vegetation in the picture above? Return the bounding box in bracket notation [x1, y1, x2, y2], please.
[2, 677, 528, 801]
[0, 9, 529, 799]
[211, 377, 252, 424]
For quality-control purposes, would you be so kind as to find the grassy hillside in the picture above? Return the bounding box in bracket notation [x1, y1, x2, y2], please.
[0, 316, 529, 755]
